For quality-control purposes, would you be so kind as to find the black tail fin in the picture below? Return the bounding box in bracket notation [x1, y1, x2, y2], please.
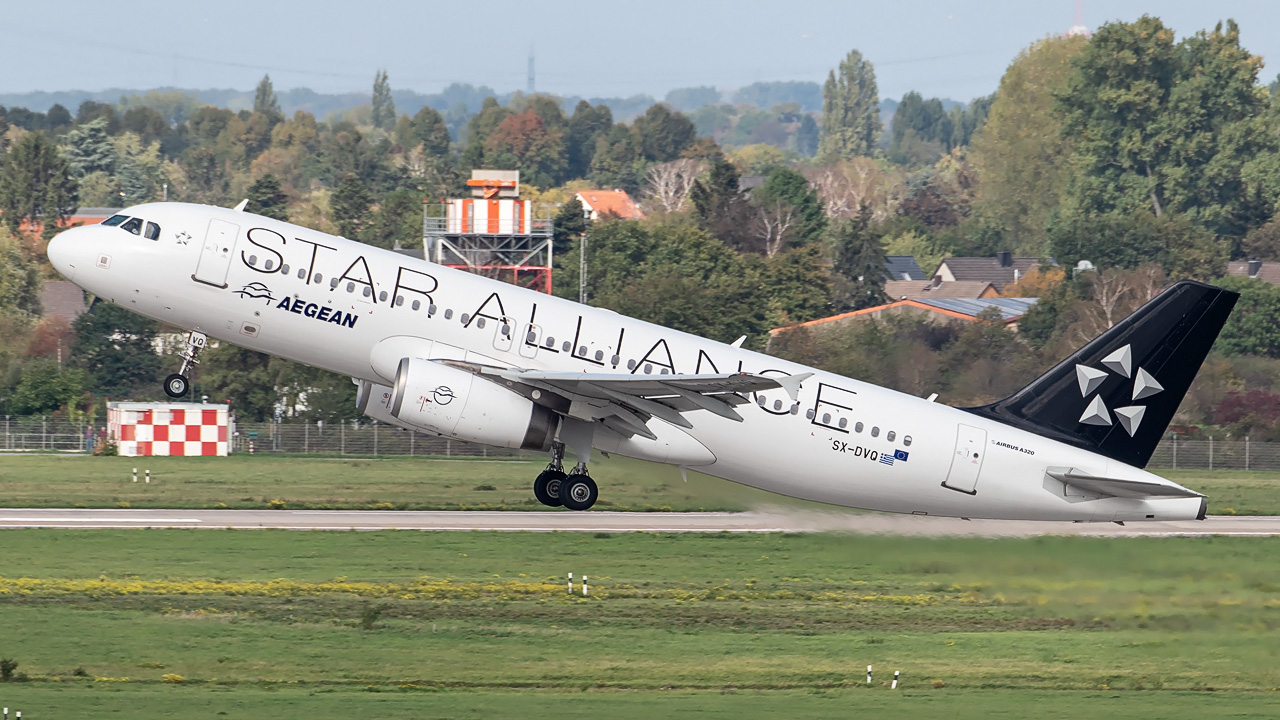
[965, 280, 1238, 468]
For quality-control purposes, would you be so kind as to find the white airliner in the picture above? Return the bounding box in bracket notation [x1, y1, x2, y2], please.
[46, 203, 1238, 521]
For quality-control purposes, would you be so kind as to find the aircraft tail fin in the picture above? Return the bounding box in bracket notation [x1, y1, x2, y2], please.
[965, 280, 1238, 468]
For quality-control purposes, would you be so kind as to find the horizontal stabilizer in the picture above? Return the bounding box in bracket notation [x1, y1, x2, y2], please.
[1046, 468, 1203, 499]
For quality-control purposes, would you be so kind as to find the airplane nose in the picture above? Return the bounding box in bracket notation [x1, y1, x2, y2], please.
[47, 228, 79, 280]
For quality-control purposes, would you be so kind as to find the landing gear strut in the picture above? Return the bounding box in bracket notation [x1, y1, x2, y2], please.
[533, 442, 567, 507]
[164, 331, 207, 399]
[532, 439, 598, 511]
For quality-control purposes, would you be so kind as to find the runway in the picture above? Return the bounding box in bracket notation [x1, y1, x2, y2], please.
[3, 508, 1280, 536]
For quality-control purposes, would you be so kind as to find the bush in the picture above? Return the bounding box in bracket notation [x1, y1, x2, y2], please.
[267, 499, 287, 510]
[162, 673, 185, 683]
[0, 658, 16, 681]
[360, 603, 389, 630]
[472, 484, 497, 491]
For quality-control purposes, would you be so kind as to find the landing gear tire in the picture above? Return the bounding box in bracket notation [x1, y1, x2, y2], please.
[533, 469, 566, 507]
[559, 473, 598, 511]
[163, 373, 190, 398]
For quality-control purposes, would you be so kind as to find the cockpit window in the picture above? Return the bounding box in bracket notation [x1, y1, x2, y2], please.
[144, 222, 161, 240]
[102, 215, 129, 227]
[120, 217, 143, 235]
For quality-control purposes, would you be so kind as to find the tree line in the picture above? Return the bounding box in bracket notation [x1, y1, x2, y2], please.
[3, 14, 1280, 439]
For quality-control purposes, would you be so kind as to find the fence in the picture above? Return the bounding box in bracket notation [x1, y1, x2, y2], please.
[0, 415, 1277, 468]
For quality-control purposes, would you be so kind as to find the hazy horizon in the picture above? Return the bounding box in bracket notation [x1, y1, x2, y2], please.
[4, 1, 1280, 104]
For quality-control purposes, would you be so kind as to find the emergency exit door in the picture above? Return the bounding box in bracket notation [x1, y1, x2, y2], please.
[943, 424, 987, 494]
[193, 219, 240, 288]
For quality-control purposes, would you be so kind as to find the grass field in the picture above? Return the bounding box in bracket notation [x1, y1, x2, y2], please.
[1, 454, 1278, 515]
[0, 530, 1278, 718]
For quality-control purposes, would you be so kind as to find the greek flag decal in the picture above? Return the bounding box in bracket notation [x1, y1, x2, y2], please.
[879, 453, 895, 466]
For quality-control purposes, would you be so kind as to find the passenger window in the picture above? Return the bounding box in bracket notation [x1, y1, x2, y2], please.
[887, 431, 896, 442]
[855, 422, 864, 433]
[121, 217, 143, 235]
[871, 427, 880, 438]
[904, 435, 913, 447]
[102, 215, 128, 227]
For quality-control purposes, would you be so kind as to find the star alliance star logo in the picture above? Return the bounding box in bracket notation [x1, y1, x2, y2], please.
[1075, 344, 1163, 436]
[175, 231, 191, 245]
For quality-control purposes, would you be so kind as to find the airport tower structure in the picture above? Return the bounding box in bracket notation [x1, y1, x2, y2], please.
[423, 170, 555, 294]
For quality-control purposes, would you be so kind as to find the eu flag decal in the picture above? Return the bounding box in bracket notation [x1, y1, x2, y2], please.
[894, 450, 909, 462]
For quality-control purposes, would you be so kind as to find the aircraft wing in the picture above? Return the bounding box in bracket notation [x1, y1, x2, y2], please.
[473, 365, 811, 440]
[1046, 468, 1204, 499]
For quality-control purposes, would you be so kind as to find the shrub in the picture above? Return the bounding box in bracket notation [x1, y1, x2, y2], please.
[360, 603, 389, 630]
[473, 484, 497, 491]
[267, 499, 287, 510]
[162, 673, 185, 683]
[0, 658, 16, 681]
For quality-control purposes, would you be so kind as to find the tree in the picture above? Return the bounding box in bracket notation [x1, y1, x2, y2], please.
[970, 36, 1085, 254]
[371, 69, 397, 131]
[75, 101, 120, 134]
[71, 301, 162, 399]
[819, 49, 882, 159]
[63, 118, 117, 176]
[409, 106, 451, 157]
[795, 114, 819, 157]
[197, 344, 278, 421]
[1057, 18, 1274, 237]
[0, 228, 40, 318]
[565, 101, 612, 180]
[1203, 276, 1280, 358]
[586, 124, 640, 192]
[828, 203, 888, 311]
[552, 196, 587, 255]
[1047, 211, 1226, 280]
[178, 147, 229, 204]
[253, 74, 283, 120]
[0, 132, 78, 241]
[756, 167, 826, 245]
[643, 158, 705, 213]
[121, 106, 168, 146]
[483, 109, 566, 187]
[331, 173, 373, 240]
[689, 156, 752, 249]
[46, 104, 72, 130]
[459, 97, 511, 169]
[632, 104, 697, 163]
[365, 188, 423, 249]
[246, 174, 288, 221]
[9, 361, 86, 415]
[665, 87, 721, 112]
[887, 92, 952, 165]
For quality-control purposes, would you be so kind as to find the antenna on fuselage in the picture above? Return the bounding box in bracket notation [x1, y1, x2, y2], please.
[232, 199, 248, 212]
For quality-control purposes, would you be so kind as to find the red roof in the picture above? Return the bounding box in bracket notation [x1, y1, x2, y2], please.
[575, 190, 643, 220]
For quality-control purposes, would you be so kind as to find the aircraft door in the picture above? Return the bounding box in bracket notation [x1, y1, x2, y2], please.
[943, 424, 986, 494]
[193, 219, 240, 288]
[519, 323, 541, 359]
[493, 316, 516, 353]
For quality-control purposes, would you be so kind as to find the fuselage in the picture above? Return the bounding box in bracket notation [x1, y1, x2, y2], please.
[47, 203, 1204, 522]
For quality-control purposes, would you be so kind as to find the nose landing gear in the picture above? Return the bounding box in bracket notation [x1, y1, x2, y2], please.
[532, 440, 598, 510]
[164, 331, 207, 398]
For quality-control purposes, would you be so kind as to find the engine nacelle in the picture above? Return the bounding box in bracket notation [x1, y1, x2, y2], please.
[383, 358, 556, 451]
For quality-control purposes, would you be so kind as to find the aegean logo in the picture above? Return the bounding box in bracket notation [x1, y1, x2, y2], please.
[1075, 343, 1163, 436]
[432, 386, 456, 405]
[234, 282, 275, 304]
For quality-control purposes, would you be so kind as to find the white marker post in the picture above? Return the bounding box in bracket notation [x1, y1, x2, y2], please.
[582, 575, 589, 596]
[567, 573, 573, 594]
[892, 671, 899, 689]
[867, 665, 872, 684]
[132, 468, 138, 482]
[145, 469, 151, 484]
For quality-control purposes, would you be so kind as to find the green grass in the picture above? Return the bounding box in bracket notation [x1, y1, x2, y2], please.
[0, 686, 1276, 720]
[0, 454, 775, 511]
[1, 529, 1279, 719]
[1, 455, 1279, 514]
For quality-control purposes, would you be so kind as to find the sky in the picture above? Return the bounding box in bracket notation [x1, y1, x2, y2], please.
[5, 1, 1280, 103]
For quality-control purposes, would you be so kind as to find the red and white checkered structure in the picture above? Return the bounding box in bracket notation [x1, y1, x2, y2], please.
[108, 402, 230, 457]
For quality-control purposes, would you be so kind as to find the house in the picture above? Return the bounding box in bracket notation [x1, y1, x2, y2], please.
[884, 255, 927, 281]
[883, 278, 999, 300]
[1228, 259, 1280, 285]
[933, 252, 1045, 292]
[575, 190, 643, 220]
[769, 297, 1038, 340]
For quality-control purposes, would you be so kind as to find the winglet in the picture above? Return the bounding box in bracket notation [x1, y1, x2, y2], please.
[776, 372, 812, 402]
[730, 335, 747, 348]
[233, 199, 249, 212]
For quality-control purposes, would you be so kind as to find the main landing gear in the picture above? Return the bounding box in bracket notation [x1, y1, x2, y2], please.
[163, 330, 207, 399]
[533, 441, 598, 511]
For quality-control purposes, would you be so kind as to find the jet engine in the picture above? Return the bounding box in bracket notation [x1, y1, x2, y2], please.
[361, 358, 556, 451]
